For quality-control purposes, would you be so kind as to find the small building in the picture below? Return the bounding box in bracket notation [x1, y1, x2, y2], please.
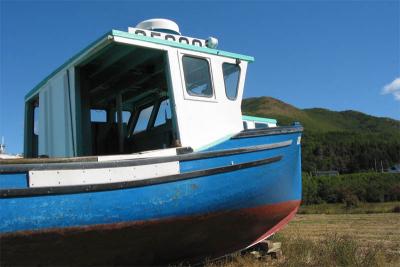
[388, 164, 400, 173]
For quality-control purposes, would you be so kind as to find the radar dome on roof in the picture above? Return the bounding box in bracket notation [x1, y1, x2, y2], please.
[136, 18, 181, 35]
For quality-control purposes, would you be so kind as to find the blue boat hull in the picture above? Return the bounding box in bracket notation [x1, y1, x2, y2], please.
[2, 200, 300, 265]
[0, 127, 302, 265]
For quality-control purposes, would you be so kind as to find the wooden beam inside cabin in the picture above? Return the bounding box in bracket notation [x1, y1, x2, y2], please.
[77, 43, 116, 68]
[89, 49, 160, 93]
[111, 60, 164, 91]
[88, 46, 137, 79]
[116, 93, 124, 153]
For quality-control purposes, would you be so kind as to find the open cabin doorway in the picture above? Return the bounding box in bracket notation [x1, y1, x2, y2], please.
[75, 44, 177, 156]
[23, 97, 40, 158]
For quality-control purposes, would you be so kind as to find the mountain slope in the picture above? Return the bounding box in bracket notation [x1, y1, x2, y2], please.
[242, 97, 400, 173]
[242, 97, 400, 134]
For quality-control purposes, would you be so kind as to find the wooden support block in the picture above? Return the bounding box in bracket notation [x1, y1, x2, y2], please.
[267, 242, 281, 253]
[244, 240, 283, 261]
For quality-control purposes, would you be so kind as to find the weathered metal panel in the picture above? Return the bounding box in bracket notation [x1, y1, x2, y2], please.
[38, 71, 74, 157]
[29, 161, 179, 187]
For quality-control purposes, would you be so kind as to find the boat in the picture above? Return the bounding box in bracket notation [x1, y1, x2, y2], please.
[0, 19, 303, 265]
[0, 137, 22, 159]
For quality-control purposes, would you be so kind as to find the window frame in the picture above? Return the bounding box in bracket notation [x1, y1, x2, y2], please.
[180, 53, 216, 101]
[115, 110, 132, 124]
[131, 103, 155, 135]
[222, 62, 241, 101]
[152, 97, 172, 128]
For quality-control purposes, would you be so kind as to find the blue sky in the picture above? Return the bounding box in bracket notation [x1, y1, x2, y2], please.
[1, 0, 399, 154]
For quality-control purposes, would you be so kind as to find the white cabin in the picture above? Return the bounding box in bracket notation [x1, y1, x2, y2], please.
[23, 19, 256, 158]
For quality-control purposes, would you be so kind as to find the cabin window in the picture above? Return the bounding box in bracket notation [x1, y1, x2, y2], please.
[90, 109, 107, 122]
[24, 98, 40, 157]
[133, 105, 154, 134]
[32, 102, 40, 157]
[243, 121, 248, 130]
[33, 105, 40, 135]
[222, 63, 240, 100]
[182, 56, 213, 97]
[255, 123, 268, 129]
[115, 111, 131, 124]
[154, 99, 172, 127]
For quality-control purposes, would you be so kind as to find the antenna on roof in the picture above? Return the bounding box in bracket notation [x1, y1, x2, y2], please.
[136, 18, 181, 35]
[0, 136, 5, 154]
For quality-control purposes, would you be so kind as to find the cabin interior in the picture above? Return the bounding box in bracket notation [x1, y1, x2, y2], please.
[76, 44, 176, 156]
[25, 44, 179, 158]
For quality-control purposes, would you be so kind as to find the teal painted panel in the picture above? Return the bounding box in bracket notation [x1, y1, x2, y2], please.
[242, 115, 277, 124]
[111, 30, 255, 62]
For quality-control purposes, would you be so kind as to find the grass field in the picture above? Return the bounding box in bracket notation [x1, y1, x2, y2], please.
[206, 212, 400, 267]
[280, 213, 400, 257]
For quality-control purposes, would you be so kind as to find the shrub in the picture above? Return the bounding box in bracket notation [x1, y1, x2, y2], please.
[393, 206, 400, 213]
[343, 193, 360, 208]
[302, 173, 400, 205]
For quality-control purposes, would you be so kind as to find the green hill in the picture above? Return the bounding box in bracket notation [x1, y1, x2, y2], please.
[242, 97, 400, 134]
[242, 97, 400, 173]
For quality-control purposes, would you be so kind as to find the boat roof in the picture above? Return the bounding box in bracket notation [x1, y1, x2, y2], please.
[24, 29, 255, 101]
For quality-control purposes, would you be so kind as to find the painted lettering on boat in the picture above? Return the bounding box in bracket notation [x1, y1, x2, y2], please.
[128, 27, 206, 47]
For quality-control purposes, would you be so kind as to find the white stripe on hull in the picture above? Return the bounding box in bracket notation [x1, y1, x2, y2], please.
[29, 161, 179, 188]
[97, 148, 178, 162]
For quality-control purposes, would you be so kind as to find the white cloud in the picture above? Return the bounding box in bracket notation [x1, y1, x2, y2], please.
[393, 91, 400, 101]
[382, 77, 400, 101]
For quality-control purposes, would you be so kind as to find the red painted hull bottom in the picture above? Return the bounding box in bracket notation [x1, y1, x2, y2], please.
[1, 200, 300, 266]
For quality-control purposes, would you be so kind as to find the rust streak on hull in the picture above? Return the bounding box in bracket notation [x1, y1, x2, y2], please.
[1, 200, 300, 266]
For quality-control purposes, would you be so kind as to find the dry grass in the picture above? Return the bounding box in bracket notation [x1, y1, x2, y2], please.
[205, 213, 400, 267]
